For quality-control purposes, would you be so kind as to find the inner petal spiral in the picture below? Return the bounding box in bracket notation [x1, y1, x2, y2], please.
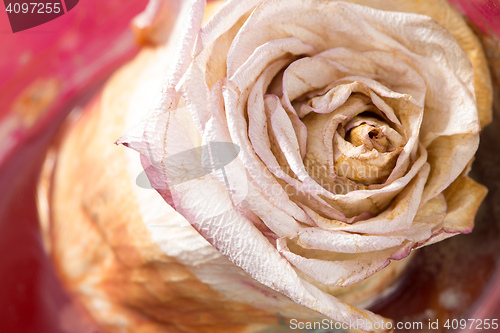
[336, 114, 405, 184]
[346, 116, 403, 153]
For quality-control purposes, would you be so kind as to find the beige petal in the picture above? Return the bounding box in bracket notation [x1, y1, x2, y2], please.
[314, 161, 431, 234]
[441, 176, 488, 234]
[416, 176, 487, 248]
[223, 84, 315, 225]
[421, 133, 479, 205]
[344, 0, 492, 128]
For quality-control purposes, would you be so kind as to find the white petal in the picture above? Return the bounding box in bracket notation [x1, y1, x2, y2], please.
[277, 238, 414, 287]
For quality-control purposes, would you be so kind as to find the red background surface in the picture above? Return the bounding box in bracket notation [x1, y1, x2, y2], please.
[0, 1, 147, 332]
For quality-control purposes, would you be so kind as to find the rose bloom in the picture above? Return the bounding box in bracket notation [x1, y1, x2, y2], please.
[40, 0, 493, 332]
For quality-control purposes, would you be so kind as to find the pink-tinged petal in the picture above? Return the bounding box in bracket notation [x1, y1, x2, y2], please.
[222, 39, 325, 225]
[263, 95, 350, 220]
[222, 85, 316, 227]
[178, 2, 249, 132]
[167, 0, 206, 87]
[294, 229, 406, 253]
[277, 238, 414, 287]
[248, 60, 293, 176]
[147, 0, 206, 125]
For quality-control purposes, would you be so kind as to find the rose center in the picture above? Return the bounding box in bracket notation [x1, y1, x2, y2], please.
[347, 122, 391, 153]
[331, 113, 406, 185]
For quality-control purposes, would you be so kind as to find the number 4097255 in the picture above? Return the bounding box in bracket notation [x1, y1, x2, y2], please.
[5, 2, 61, 14]
[444, 319, 499, 330]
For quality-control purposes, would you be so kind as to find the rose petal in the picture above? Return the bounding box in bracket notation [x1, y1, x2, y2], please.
[294, 229, 406, 253]
[311, 161, 431, 234]
[277, 237, 414, 287]
[223, 84, 315, 225]
[421, 134, 479, 205]
[441, 176, 488, 234]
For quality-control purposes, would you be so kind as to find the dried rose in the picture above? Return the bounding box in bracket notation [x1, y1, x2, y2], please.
[120, 0, 493, 330]
[42, 0, 493, 332]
